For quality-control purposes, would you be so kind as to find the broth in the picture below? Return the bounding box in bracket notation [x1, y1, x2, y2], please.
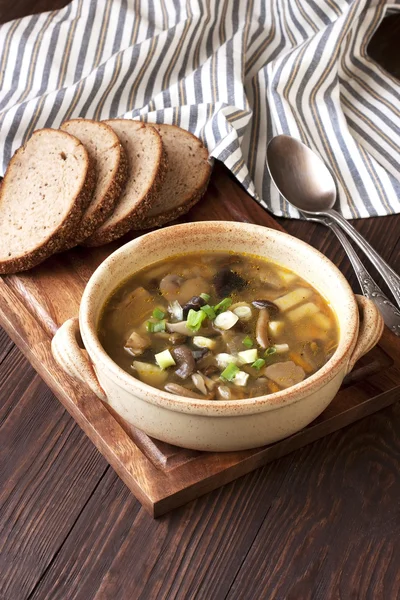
[98, 252, 339, 400]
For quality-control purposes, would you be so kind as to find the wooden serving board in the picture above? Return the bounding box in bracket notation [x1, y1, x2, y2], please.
[0, 163, 399, 517]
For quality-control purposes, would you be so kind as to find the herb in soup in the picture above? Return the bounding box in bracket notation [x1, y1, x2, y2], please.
[98, 252, 339, 400]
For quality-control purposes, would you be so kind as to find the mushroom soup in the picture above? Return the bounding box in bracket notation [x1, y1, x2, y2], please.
[98, 252, 339, 400]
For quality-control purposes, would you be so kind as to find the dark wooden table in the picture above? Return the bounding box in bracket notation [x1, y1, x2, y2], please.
[0, 3, 399, 598]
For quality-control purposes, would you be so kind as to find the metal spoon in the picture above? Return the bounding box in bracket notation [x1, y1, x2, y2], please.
[307, 215, 400, 335]
[267, 135, 400, 308]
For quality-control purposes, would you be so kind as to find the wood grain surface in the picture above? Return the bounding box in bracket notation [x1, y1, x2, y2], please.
[0, 3, 399, 598]
[1, 160, 399, 519]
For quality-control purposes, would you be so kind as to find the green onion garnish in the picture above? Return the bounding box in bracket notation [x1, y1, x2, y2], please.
[252, 358, 266, 370]
[200, 292, 211, 302]
[200, 304, 216, 319]
[155, 349, 176, 369]
[220, 362, 240, 382]
[146, 319, 166, 333]
[187, 309, 207, 331]
[152, 307, 165, 320]
[264, 346, 277, 357]
[243, 336, 253, 348]
[213, 297, 232, 314]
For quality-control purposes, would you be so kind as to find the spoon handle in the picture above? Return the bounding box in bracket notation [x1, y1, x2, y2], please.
[327, 209, 400, 308]
[325, 220, 400, 336]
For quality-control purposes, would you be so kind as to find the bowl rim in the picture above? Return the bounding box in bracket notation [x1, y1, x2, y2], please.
[79, 222, 359, 416]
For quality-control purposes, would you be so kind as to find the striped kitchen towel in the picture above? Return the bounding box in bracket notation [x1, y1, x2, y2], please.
[0, 0, 399, 219]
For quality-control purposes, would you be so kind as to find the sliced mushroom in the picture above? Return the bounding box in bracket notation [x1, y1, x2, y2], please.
[256, 308, 270, 349]
[153, 331, 187, 345]
[167, 320, 216, 337]
[165, 383, 212, 399]
[264, 360, 305, 389]
[192, 372, 208, 395]
[203, 364, 220, 377]
[169, 332, 187, 345]
[196, 351, 217, 373]
[213, 268, 247, 297]
[179, 277, 210, 304]
[222, 331, 247, 353]
[124, 331, 151, 356]
[216, 385, 245, 400]
[171, 345, 196, 379]
[182, 295, 206, 318]
[192, 348, 209, 361]
[217, 385, 233, 400]
[252, 300, 279, 315]
[159, 274, 185, 300]
[199, 371, 216, 391]
[167, 321, 197, 337]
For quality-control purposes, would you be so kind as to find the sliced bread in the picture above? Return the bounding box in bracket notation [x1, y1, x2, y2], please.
[60, 119, 128, 244]
[85, 120, 167, 247]
[0, 128, 95, 274]
[132, 124, 212, 230]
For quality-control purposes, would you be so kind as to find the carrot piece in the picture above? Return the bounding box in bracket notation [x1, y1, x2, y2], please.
[267, 380, 280, 393]
[289, 351, 314, 374]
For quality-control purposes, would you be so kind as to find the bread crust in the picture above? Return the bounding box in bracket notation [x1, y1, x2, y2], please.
[132, 123, 212, 230]
[0, 129, 93, 274]
[60, 119, 129, 245]
[135, 168, 212, 229]
[84, 121, 168, 247]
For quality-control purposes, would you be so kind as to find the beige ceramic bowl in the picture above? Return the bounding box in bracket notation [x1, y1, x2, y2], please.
[52, 222, 384, 451]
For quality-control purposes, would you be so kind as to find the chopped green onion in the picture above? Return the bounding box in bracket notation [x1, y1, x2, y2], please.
[238, 349, 258, 364]
[243, 336, 253, 348]
[252, 358, 266, 370]
[186, 308, 207, 331]
[213, 297, 232, 314]
[220, 362, 240, 382]
[214, 310, 239, 330]
[274, 343, 289, 354]
[152, 307, 165, 320]
[169, 300, 183, 321]
[155, 349, 176, 369]
[200, 292, 211, 302]
[146, 319, 166, 333]
[264, 346, 277, 357]
[232, 371, 249, 387]
[200, 304, 216, 319]
[193, 335, 216, 350]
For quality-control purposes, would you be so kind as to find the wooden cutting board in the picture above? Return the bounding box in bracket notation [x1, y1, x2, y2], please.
[0, 163, 399, 517]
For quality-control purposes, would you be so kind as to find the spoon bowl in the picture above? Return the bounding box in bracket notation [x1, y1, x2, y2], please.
[266, 134, 400, 307]
[267, 135, 336, 213]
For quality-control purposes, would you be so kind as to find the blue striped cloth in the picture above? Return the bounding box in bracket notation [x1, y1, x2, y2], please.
[0, 0, 399, 219]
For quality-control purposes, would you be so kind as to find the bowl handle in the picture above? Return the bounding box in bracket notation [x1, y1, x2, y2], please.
[346, 295, 384, 374]
[51, 317, 107, 401]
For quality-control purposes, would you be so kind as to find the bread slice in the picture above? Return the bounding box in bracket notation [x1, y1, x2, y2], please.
[60, 119, 128, 244]
[85, 120, 167, 247]
[132, 124, 212, 229]
[0, 128, 95, 274]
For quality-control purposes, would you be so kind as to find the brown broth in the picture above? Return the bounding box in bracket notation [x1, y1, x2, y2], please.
[98, 251, 339, 399]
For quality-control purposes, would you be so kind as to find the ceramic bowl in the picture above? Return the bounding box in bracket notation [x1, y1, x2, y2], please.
[52, 222, 384, 451]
